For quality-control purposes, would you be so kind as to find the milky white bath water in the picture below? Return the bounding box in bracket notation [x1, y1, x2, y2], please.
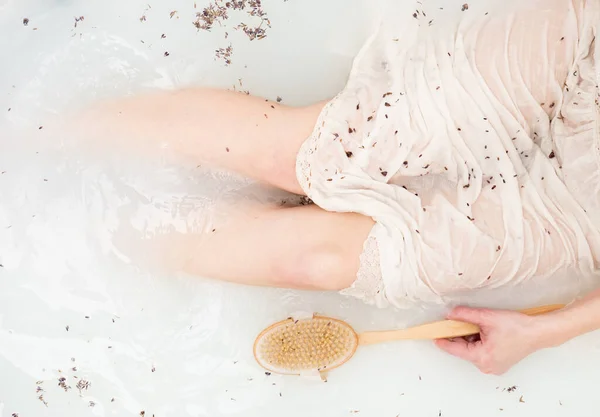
[1, 0, 600, 416]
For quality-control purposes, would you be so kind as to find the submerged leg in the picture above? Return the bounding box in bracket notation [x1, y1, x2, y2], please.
[64, 88, 325, 194]
[181, 204, 374, 291]
[63, 88, 368, 290]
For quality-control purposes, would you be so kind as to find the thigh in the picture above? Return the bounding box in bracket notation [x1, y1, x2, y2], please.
[184, 204, 375, 291]
[63, 88, 326, 195]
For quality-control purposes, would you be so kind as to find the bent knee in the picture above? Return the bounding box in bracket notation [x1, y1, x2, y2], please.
[274, 245, 356, 291]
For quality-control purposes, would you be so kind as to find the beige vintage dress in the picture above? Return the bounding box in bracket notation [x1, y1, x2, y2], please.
[296, 0, 600, 308]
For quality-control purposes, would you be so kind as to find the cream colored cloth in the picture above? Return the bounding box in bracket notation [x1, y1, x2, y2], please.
[296, 0, 600, 308]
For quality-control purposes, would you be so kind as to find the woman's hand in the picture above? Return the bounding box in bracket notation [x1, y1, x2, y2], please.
[434, 307, 550, 375]
[436, 290, 600, 375]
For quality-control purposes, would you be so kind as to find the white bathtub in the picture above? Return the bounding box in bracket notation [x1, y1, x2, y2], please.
[1, 0, 600, 416]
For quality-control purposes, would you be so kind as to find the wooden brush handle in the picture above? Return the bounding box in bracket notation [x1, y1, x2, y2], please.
[358, 304, 565, 346]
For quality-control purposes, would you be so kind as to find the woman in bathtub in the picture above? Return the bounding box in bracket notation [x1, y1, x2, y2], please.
[66, 0, 600, 375]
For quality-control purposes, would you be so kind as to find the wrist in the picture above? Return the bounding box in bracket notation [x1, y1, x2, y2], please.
[527, 290, 600, 351]
[528, 310, 578, 350]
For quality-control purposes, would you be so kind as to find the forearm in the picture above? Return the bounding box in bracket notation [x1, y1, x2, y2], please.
[534, 287, 600, 349]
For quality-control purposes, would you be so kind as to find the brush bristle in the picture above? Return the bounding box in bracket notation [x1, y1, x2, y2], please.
[254, 316, 358, 374]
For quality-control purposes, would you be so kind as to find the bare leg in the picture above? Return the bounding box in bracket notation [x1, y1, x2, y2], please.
[65, 87, 375, 290]
[65, 88, 326, 194]
[184, 204, 375, 291]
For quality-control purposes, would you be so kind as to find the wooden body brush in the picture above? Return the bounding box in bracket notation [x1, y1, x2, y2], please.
[253, 304, 565, 376]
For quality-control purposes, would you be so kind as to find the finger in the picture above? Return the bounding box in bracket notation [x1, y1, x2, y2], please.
[434, 338, 479, 362]
[446, 306, 493, 327]
[464, 334, 481, 344]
